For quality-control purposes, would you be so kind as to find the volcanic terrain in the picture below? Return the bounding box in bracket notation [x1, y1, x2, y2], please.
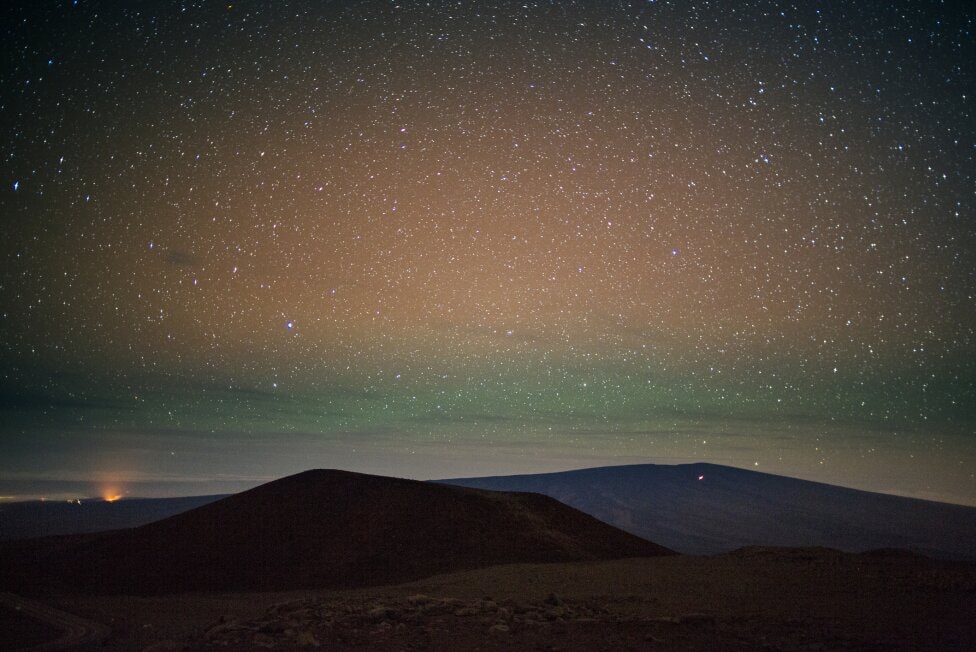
[0, 469, 672, 595]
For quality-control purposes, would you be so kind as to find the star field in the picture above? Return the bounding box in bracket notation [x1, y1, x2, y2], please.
[1, 0, 974, 503]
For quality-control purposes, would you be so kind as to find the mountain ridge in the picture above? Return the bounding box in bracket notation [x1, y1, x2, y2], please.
[440, 462, 976, 560]
[0, 468, 673, 595]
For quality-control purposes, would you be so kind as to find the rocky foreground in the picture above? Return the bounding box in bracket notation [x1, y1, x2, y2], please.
[194, 592, 741, 651]
[25, 550, 976, 651]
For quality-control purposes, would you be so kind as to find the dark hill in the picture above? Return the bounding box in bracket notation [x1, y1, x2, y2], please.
[0, 469, 672, 594]
[441, 463, 976, 560]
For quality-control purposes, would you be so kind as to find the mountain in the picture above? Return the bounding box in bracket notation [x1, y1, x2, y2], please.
[0, 469, 672, 595]
[0, 495, 228, 541]
[440, 463, 976, 560]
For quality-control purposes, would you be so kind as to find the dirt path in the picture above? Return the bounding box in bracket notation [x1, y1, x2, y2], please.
[0, 592, 110, 651]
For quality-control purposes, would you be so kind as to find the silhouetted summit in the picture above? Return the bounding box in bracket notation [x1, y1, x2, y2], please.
[443, 463, 976, 559]
[2, 469, 672, 594]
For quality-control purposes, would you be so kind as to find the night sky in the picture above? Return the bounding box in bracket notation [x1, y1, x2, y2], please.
[2, 1, 974, 505]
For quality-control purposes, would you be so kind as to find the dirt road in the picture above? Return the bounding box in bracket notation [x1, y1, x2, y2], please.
[0, 592, 109, 651]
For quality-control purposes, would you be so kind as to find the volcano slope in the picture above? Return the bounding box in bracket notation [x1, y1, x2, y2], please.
[0, 469, 673, 595]
[442, 462, 976, 559]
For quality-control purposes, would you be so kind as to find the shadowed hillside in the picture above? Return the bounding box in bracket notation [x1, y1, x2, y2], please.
[442, 463, 976, 559]
[0, 469, 672, 595]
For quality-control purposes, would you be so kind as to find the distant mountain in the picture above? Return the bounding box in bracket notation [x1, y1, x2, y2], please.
[440, 463, 976, 560]
[0, 495, 228, 541]
[0, 469, 673, 595]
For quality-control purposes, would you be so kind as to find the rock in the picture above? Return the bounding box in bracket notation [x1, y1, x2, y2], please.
[543, 610, 561, 621]
[677, 613, 716, 626]
[296, 630, 320, 647]
[406, 594, 434, 605]
[141, 641, 179, 651]
[418, 602, 448, 616]
[367, 606, 390, 620]
[454, 607, 480, 617]
[253, 632, 276, 648]
[489, 623, 510, 634]
[372, 621, 393, 634]
[649, 616, 681, 624]
[545, 592, 562, 606]
[204, 620, 249, 640]
[204, 625, 223, 640]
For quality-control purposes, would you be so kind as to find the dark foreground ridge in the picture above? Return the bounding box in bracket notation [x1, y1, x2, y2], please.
[441, 462, 976, 559]
[0, 469, 673, 595]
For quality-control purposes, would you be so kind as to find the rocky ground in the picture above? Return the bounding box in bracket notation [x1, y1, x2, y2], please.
[194, 592, 718, 651]
[18, 549, 976, 651]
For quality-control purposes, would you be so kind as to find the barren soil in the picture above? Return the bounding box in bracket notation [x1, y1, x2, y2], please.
[15, 548, 975, 651]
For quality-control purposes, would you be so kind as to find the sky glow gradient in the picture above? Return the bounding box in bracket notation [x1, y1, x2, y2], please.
[1, 0, 974, 504]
